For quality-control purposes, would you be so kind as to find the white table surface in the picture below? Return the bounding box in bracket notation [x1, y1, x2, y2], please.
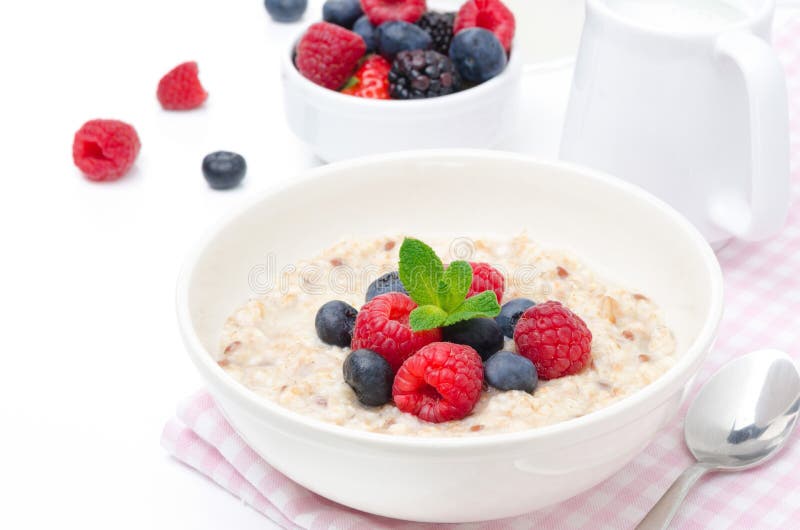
[1, 1, 316, 528]
[2, 1, 798, 529]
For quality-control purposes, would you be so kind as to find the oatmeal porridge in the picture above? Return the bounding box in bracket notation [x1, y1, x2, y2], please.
[216, 234, 676, 436]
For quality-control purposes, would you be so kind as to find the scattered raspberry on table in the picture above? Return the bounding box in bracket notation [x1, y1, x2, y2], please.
[513, 300, 593, 380]
[157, 61, 208, 110]
[72, 119, 141, 182]
[393, 342, 484, 423]
[351, 292, 442, 372]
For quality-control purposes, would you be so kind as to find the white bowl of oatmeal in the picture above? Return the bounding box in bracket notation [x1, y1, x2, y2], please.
[177, 150, 723, 522]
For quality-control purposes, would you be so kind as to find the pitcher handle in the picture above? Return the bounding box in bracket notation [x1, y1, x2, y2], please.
[710, 32, 790, 241]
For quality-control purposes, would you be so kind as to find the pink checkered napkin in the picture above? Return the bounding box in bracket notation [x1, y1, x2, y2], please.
[162, 19, 800, 529]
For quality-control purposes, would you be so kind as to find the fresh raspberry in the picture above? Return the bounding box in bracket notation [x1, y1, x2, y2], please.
[341, 55, 391, 99]
[351, 292, 442, 372]
[513, 301, 592, 380]
[157, 61, 208, 110]
[393, 342, 483, 423]
[454, 0, 515, 53]
[360, 0, 426, 26]
[467, 262, 505, 303]
[295, 22, 367, 90]
[72, 119, 141, 182]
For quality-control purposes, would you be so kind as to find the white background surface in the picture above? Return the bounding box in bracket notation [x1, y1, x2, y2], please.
[1, 1, 315, 528]
[1, 1, 798, 529]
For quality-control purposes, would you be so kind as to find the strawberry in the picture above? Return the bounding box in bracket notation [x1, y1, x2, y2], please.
[341, 55, 391, 99]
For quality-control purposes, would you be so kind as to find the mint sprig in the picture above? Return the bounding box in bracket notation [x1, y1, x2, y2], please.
[399, 238, 501, 331]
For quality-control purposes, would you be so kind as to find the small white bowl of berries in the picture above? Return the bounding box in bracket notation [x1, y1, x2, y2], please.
[279, 0, 522, 162]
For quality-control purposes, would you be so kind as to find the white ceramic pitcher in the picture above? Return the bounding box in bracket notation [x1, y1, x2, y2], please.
[560, 0, 790, 246]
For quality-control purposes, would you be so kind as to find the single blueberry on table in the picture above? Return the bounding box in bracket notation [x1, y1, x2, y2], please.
[449, 27, 507, 84]
[264, 0, 308, 23]
[365, 271, 407, 302]
[343, 349, 393, 406]
[202, 151, 247, 190]
[484, 351, 538, 393]
[322, 0, 363, 28]
[496, 298, 536, 338]
[353, 15, 377, 52]
[376, 21, 433, 60]
[442, 318, 504, 360]
[315, 300, 358, 347]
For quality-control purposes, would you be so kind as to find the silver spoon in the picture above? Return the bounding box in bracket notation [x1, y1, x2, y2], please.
[637, 349, 800, 530]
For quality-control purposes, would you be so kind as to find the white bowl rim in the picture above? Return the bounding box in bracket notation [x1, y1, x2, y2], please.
[282, 28, 523, 110]
[177, 149, 724, 450]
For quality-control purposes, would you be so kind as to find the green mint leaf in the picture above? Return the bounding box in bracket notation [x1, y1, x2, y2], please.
[398, 238, 444, 307]
[439, 260, 472, 313]
[443, 291, 501, 326]
[398, 238, 503, 330]
[409, 305, 448, 331]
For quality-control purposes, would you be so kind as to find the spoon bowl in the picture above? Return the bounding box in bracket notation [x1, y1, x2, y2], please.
[637, 349, 800, 529]
[685, 349, 800, 470]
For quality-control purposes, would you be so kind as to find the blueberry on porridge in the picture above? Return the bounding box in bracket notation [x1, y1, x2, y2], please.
[495, 298, 536, 338]
[314, 300, 358, 347]
[217, 235, 677, 436]
[364, 270, 408, 302]
[441, 318, 504, 360]
[484, 350, 538, 393]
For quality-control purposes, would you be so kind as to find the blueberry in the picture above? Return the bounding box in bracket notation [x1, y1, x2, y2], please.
[484, 351, 538, 393]
[315, 300, 358, 347]
[442, 318, 504, 360]
[449, 27, 507, 84]
[322, 0, 363, 28]
[376, 21, 433, 61]
[496, 298, 536, 338]
[343, 349, 393, 406]
[202, 151, 247, 190]
[365, 271, 408, 302]
[353, 15, 377, 52]
[264, 0, 308, 23]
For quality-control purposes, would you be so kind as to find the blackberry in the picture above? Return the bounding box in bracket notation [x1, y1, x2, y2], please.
[416, 11, 455, 55]
[388, 50, 461, 99]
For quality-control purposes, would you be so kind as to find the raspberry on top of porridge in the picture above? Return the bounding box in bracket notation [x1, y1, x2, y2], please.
[217, 234, 676, 437]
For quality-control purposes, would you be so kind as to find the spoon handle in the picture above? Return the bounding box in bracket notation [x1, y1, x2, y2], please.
[636, 463, 711, 530]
